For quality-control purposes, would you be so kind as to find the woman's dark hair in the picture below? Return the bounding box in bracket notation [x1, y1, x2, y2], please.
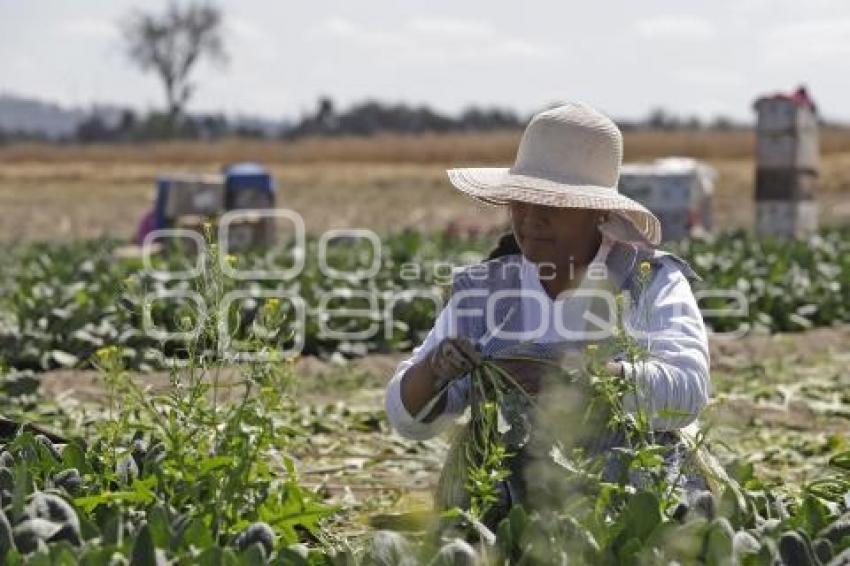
[487, 232, 521, 260]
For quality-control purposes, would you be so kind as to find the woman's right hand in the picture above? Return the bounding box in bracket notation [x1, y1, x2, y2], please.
[427, 337, 482, 390]
[400, 336, 481, 421]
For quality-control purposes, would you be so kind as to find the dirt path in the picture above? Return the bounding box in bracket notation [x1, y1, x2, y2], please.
[709, 325, 850, 371]
[37, 352, 406, 407]
[37, 325, 850, 405]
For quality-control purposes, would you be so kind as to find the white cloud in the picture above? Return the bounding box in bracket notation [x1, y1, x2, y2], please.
[407, 18, 494, 38]
[635, 15, 716, 40]
[228, 17, 273, 44]
[320, 17, 357, 37]
[677, 68, 745, 87]
[318, 17, 410, 50]
[55, 18, 119, 41]
[760, 19, 850, 63]
[688, 98, 737, 119]
[226, 16, 278, 61]
[315, 16, 558, 63]
[495, 38, 557, 59]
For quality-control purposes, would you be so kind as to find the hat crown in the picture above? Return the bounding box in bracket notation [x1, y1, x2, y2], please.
[511, 102, 623, 189]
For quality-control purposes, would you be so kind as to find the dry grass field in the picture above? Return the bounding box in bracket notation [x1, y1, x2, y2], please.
[2, 128, 850, 241]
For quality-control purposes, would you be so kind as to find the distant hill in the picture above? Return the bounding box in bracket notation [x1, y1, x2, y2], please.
[0, 94, 87, 138]
[0, 93, 285, 140]
[0, 93, 133, 139]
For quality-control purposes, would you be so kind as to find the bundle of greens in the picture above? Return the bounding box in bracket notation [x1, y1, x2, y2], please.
[433, 268, 714, 538]
[434, 348, 589, 519]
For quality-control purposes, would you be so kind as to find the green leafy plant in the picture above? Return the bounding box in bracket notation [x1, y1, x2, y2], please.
[5, 227, 850, 371]
[0, 231, 339, 563]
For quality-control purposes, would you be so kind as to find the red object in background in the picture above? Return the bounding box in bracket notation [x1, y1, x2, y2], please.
[135, 209, 156, 245]
[755, 85, 817, 113]
[791, 86, 814, 109]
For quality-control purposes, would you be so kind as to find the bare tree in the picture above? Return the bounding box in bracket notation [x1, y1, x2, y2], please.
[122, 2, 227, 125]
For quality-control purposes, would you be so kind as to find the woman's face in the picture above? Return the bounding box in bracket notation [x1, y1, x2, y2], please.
[509, 202, 603, 267]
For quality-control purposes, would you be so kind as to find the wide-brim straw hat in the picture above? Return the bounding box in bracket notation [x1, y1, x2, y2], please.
[447, 102, 662, 245]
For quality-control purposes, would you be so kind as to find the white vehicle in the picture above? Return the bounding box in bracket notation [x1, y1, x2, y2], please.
[618, 157, 716, 241]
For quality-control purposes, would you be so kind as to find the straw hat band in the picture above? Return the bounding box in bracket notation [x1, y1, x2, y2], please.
[507, 166, 620, 191]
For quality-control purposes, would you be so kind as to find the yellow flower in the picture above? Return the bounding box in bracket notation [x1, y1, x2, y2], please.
[265, 298, 281, 312]
[96, 345, 119, 362]
[615, 292, 625, 309]
[225, 254, 238, 266]
[586, 344, 598, 353]
[639, 261, 652, 276]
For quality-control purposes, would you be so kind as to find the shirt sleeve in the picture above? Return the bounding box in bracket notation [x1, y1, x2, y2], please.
[384, 301, 472, 441]
[619, 257, 711, 431]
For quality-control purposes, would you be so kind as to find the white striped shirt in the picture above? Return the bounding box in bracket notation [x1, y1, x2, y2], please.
[385, 244, 711, 440]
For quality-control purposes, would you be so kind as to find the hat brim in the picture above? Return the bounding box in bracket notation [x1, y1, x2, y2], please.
[447, 167, 662, 246]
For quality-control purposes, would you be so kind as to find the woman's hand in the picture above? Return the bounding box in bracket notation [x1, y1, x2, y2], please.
[400, 337, 481, 421]
[428, 337, 482, 389]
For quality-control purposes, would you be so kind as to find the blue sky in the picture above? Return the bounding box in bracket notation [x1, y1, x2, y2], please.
[1, 0, 848, 121]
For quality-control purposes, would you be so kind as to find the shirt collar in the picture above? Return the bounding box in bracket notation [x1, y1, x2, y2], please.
[519, 235, 614, 277]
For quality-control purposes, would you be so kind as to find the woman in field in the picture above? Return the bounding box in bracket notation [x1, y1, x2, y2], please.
[384, 102, 711, 518]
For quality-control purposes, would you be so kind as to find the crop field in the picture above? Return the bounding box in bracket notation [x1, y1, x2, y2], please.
[3, 128, 850, 242]
[1, 131, 850, 563]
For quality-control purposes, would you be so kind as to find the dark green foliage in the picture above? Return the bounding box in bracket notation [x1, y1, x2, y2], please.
[12, 517, 61, 554]
[693, 490, 718, 520]
[53, 468, 82, 492]
[0, 509, 13, 557]
[34, 435, 61, 461]
[732, 530, 760, 559]
[115, 454, 139, 485]
[815, 537, 835, 563]
[668, 228, 850, 333]
[26, 492, 79, 532]
[779, 530, 815, 566]
[233, 522, 274, 557]
[819, 513, 850, 545]
[0, 451, 13, 468]
[671, 501, 690, 523]
[5, 228, 850, 371]
[829, 546, 850, 565]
